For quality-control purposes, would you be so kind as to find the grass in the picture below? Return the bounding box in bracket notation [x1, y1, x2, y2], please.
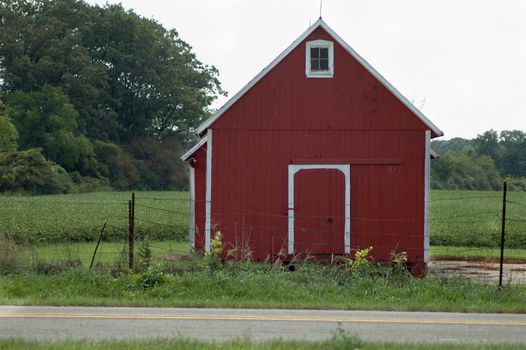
[23, 240, 189, 266]
[1, 263, 525, 313]
[430, 246, 526, 262]
[0, 191, 189, 244]
[1, 338, 525, 350]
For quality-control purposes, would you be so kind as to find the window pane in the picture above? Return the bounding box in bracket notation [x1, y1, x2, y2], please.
[320, 47, 329, 59]
[311, 59, 320, 71]
[310, 47, 320, 59]
[320, 58, 329, 71]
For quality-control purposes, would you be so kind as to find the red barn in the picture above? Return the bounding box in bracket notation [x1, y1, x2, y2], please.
[181, 19, 443, 273]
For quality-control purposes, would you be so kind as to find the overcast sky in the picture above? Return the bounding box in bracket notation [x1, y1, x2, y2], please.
[86, 0, 526, 140]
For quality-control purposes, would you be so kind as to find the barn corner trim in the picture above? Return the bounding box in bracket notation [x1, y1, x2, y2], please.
[195, 18, 443, 138]
[288, 164, 351, 255]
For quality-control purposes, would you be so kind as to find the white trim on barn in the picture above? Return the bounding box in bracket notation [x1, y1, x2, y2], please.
[424, 130, 431, 263]
[204, 129, 213, 252]
[287, 164, 351, 255]
[180, 135, 208, 161]
[189, 166, 196, 249]
[195, 18, 443, 138]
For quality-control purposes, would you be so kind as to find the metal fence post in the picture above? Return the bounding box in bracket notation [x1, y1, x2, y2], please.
[499, 181, 507, 288]
[128, 192, 135, 270]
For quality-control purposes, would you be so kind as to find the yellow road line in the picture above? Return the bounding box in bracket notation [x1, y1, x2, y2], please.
[1, 313, 526, 327]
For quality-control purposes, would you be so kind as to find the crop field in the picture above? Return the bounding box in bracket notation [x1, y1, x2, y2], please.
[0, 192, 189, 244]
[0, 190, 525, 250]
[430, 190, 526, 248]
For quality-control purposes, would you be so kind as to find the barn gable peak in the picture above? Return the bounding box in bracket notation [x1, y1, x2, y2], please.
[194, 18, 443, 138]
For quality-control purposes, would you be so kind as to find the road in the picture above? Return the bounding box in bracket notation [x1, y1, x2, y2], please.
[1, 306, 526, 344]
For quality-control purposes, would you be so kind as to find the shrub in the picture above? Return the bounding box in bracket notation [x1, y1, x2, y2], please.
[0, 149, 72, 194]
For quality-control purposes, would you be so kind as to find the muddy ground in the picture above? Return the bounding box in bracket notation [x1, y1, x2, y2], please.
[428, 260, 526, 284]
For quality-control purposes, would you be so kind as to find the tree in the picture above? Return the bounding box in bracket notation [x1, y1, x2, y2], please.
[0, 0, 224, 144]
[431, 153, 502, 190]
[5, 85, 97, 174]
[0, 116, 18, 153]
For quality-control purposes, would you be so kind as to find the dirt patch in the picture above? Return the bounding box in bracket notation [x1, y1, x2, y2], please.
[428, 260, 526, 284]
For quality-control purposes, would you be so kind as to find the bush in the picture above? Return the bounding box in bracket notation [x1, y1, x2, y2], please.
[0, 149, 72, 194]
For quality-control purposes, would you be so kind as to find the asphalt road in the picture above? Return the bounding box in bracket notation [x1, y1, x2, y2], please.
[1, 306, 526, 344]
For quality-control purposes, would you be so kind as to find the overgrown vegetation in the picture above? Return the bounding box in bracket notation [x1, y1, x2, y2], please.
[0, 0, 224, 193]
[1, 253, 525, 312]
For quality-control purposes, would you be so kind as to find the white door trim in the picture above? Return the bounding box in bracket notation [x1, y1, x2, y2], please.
[288, 164, 351, 255]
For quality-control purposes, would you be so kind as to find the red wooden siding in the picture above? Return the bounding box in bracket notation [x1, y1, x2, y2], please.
[211, 129, 425, 262]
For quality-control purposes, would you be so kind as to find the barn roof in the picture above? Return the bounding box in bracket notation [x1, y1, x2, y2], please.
[194, 18, 443, 137]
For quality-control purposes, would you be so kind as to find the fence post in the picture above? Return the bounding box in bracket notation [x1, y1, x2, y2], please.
[499, 181, 507, 288]
[128, 192, 135, 270]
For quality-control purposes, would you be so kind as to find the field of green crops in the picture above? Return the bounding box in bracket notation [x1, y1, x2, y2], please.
[0, 190, 525, 248]
[430, 190, 526, 248]
[0, 192, 189, 244]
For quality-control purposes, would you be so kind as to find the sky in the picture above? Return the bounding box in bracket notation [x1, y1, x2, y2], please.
[85, 0, 526, 140]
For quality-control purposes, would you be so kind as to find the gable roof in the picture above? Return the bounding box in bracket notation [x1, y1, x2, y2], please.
[196, 18, 443, 137]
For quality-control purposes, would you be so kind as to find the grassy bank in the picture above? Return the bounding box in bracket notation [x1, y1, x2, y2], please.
[1, 264, 525, 313]
[1, 338, 525, 350]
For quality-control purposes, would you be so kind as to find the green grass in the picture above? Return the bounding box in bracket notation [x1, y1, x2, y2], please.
[1, 264, 525, 313]
[0, 191, 189, 244]
[430, 246, 526, 262]
[1, 338, 525, 350]
[16, 240, 189, 268]
[430, 190, 526, 248]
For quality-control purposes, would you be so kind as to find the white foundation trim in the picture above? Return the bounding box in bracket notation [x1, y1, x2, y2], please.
[424, 130, 431, 263]
[288, 164, 351, 255]
[189, 167, 196, 249]
[205, 129, 213, 252]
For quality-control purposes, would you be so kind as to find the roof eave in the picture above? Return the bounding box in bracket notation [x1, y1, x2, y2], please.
[180, 135, 208, 161]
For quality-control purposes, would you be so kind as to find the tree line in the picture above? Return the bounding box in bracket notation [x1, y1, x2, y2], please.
[0, 0, 224, 194]
[431, 130, 526, 191]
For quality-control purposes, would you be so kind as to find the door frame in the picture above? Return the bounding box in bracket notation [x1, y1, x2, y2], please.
[288, 164, 350, 255]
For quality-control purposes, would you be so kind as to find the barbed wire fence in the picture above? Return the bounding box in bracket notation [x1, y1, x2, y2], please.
[0, 186, 525, 284]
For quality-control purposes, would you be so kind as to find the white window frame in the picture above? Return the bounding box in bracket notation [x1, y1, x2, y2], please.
[288, 164, 350, 255]
[305, 40, 334, 78]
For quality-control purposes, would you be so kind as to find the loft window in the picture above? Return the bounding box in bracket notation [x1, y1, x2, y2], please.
[306, 40, 334, 78]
